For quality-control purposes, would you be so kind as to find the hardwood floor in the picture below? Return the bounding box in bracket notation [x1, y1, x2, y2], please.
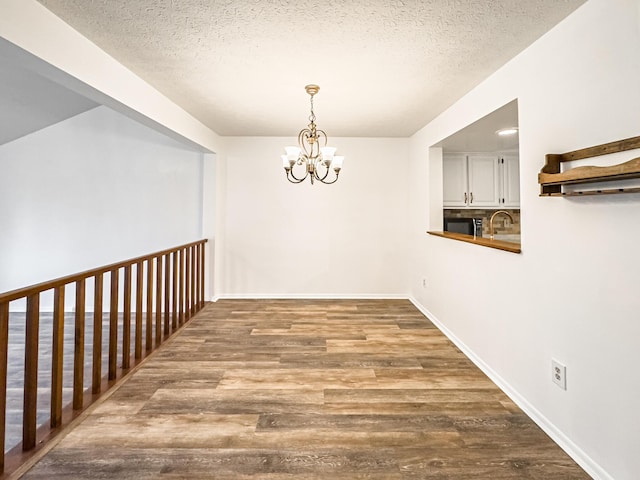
[20, 299, 590, 479]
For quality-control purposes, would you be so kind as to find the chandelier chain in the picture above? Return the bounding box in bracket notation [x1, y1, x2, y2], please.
[308, 95, 316, 125]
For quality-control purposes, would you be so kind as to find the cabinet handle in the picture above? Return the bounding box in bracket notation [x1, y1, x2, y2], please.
[470, 192, 473, 204]
[464, 192, 468, 203]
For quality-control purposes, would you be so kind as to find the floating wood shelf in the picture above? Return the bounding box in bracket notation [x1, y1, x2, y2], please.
[539, 135, 640, 196]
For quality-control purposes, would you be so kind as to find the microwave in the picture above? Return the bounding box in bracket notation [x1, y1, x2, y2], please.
[443, 217, 483, 237]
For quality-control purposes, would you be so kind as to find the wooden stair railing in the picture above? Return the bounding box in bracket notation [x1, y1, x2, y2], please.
[0, 239, 208, 477]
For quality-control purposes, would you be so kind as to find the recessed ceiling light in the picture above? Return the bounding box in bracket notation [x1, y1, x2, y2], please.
[496, 127, 519, 136]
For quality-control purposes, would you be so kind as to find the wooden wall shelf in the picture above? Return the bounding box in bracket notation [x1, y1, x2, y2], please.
[539, 135, 640, 196]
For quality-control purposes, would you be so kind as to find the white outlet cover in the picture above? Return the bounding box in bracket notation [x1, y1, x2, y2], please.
[552, 359, 567, 390]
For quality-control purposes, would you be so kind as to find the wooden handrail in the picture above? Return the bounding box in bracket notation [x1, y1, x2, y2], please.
[0, 239, 208, 476]
[0, 239, 206, 304]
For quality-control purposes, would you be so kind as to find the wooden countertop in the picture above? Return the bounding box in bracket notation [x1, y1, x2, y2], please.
[427, 231, 521, 254]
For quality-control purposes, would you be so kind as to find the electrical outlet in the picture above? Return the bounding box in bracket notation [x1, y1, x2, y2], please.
[552, 359, 566, 390]
[422, 277, 427, 288]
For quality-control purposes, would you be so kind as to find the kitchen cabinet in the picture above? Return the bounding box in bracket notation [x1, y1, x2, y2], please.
[500, 154, 520, 207]
[442, 154, 468, 207]
[443, 153, 519, 208]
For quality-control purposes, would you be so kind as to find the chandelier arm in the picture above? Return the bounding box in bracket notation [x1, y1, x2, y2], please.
[288, 164, 309, 183]
[287, 170, 306, 184]
[298, 129, 313, 157]
[313, 129, 330, 182]
[316, 129, 328, 147]
[314, 162, 332, 182]
[314, 130, 328, 172]
[318, 172, 340, 185]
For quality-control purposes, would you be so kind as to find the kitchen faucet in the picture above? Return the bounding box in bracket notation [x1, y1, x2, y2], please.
[489, 210, 514, 240]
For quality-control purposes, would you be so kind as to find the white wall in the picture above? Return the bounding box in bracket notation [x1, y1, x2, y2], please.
[0, 0, 224, 305]
[220, 137, 409, 297]
[0, 106, 205, 308]
[202, 152, 218, 301]
[408, 1, 640, 479]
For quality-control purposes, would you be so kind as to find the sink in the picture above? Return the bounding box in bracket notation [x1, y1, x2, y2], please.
[491, 234, 521, 243]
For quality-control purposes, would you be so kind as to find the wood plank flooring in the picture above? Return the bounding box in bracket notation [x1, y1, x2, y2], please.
[20, 299, 590, 479]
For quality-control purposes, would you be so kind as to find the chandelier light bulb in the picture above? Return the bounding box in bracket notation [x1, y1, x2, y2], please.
[285, 146, 301, 161]
[321, 147, 336, 162]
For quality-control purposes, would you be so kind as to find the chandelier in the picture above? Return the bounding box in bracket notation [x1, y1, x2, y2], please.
[281, 84, 344, 184]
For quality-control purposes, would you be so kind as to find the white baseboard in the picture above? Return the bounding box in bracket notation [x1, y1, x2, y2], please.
[214, 293, 407, 300]
[408, 296, 611, 480]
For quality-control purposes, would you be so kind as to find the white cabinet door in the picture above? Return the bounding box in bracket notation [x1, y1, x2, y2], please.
[443, 154, 468, 207]
[501, 154, 520, 207]
[468, 155, 500, 207]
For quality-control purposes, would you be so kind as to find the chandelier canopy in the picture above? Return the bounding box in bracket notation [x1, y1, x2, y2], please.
[282, 84, 344, 184]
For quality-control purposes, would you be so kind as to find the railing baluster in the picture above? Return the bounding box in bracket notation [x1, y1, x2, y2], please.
[172, 251, 178, 330]
[155, 257, 162, 346]
[23, 293, 40, 450]
[185, 246, 191, 320]
[135, 261, 143, 360]
[190, 245, 196, 314]
[164, 254, 170, 337]
[92, 275, 103, 394]
[51, 286, 65, 426]
[122, 266, 131, 370]
[201, 242, 205, 307]
[200, 243, 205, 308]
[195, 244, 200, 310]
[0, 301, 9, 471]
[109, 269, 119, 381]
[146, 258, 154, 351]
[200, 242, 205, 308]
[200, 243, 206, 308]
[179, 248, 185, 325]
[73, 279, 86, 410]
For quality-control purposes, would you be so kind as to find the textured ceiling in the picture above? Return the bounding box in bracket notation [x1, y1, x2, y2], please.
[36, 0, 586, 137]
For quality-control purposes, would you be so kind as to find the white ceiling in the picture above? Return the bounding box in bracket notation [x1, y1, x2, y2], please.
[437, 99, 519, 153]
[28, 0, 585, 138]
[0, 50, 97, 145]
